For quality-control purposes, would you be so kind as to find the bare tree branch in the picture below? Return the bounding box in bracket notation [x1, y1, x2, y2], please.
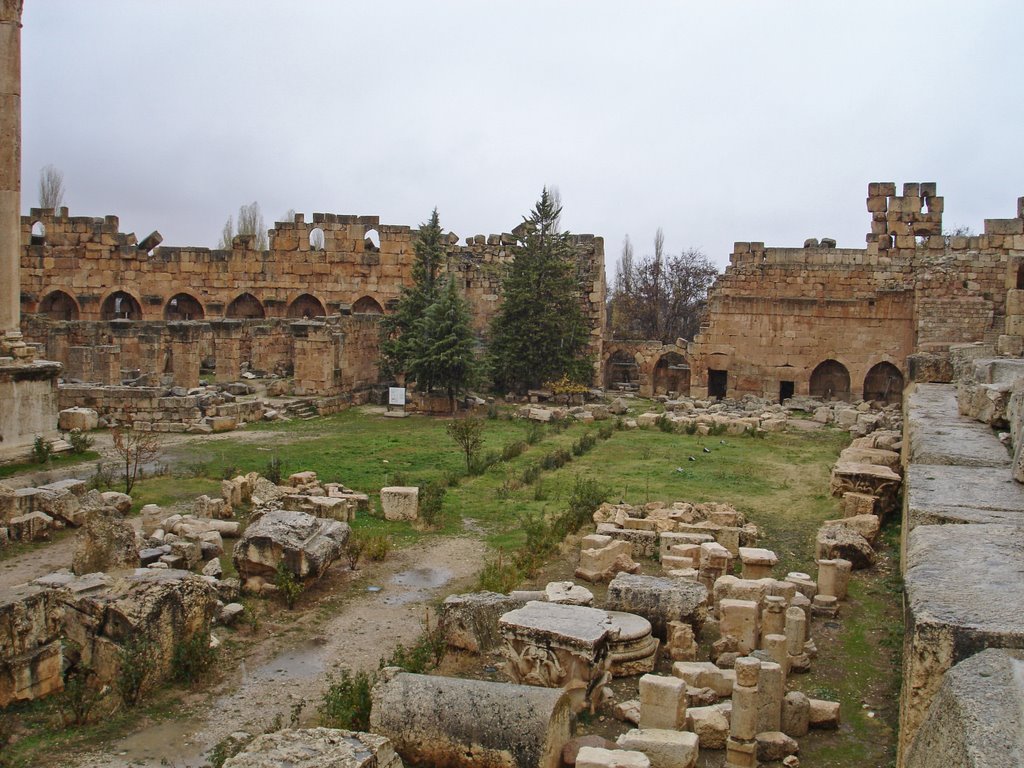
[39, 165, 65, 210]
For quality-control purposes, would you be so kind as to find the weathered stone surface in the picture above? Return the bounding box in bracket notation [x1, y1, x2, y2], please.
[439, 592, 525, 653]
[71, 513, 140, 575]
[756, 731, 798, 762]
[904, 649, 1024, 768]
[0, 585, 66, 706]
[814, 524, 875, 569]
[545, 581, 594, 606]
[905, 385, 1010, 468]
[577, 747, 650, 768]
[100, 491, 133, 515]
[371, 670, 572, 768]
[781, 690, 810, 737]
[606, 612, 659, 677]
[687, 703, 730, 749]
[8, 511, 53, 542]
[822, 513, 881, 545]
[900, 523, 1024, 761]
[58, 407, 98, 431]
[576, 539, 640, 583]
[223, 728, 403, 768]
[380, 486, 418, 521]
[233, 510, 348, 582]
[605, 573, 708, 639]
[829, 462, 902, 516]
[903, 464, 1024, 531]
[808, 698, 841, 729]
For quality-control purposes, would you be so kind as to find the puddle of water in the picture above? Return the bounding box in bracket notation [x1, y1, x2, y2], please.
[246, 637, 328, 682]
[389, 567, 452, 589]
[94, 717, 207, 768]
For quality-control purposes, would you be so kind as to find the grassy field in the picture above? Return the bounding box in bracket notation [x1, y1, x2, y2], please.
[0, 403, 901, 767]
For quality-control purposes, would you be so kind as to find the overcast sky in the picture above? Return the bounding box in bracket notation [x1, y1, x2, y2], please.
[20, 1, 1024, 274]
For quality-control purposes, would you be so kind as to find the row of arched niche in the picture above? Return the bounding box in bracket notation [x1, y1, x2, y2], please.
[35, 290, 385, 322]
[605, 349, 904, 405]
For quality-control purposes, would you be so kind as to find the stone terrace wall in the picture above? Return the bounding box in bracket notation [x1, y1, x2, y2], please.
[687, 182, 1024, 402]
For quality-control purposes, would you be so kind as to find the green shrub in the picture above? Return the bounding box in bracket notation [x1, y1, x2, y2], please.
[115, 635, 154, 707]
[709, 422, 728, 436]
[31, 435, 53, 464]
[500, 440, 527, 462]
[519, 462, 541, 485]
[540, 448, 571, 471]
[533, 479, 548, 501]
[524, 421, 544, 445]
[318, 669, 373, 731]
[383, 619, 446, 674]
[656, 414, 675, 433]
[419, 481, 446, 528]
[275, 561, 303, 609]
[343, 533, 366, 570]
[486, 401, 499, 420]
[572, 432, 597, 456]
[364, 534, 392, 562]
[265, 455, 285, 484]
[684, 421, 698, 435]
[58, 642, 102, 726]
[443, 469, 463, 487]
[171, 629, 217, 687]
[597, 423, 615, 440]
[220, 463, 239, 480]
[476, 552, 522, 593]
[552, 475, 608, 539]
[67, 429, 94, 455]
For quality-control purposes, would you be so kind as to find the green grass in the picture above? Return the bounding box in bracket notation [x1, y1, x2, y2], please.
[0, 451, 101, 480]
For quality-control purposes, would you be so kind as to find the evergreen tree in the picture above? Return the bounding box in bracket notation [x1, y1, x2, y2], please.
[409, 277, 478, 413]
[380, 208, 445, 379]
[488, 188, 589, 393]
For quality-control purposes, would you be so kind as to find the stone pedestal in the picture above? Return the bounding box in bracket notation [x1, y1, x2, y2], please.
[167, 321, 208, 389]
[212, 320, 245, 383]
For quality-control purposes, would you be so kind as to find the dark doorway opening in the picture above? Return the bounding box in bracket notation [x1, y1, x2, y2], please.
[708, 369, 727, 400]
[779, 380, 794, 403]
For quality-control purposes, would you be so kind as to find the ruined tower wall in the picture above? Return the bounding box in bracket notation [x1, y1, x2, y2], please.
[688, 183, 1024, 401]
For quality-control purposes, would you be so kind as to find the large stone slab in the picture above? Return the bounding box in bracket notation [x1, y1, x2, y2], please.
[223, 728, 403, 768]
[0, 584, 66, 706]
[440, 592, 525, 653]
[371, 670, 572, 768]
[904, 464, 1024, 531]
[905, 385, 1009, 468]
[605, 573, 708, 639]
[899, 524, 1024, 762]
[233, 509, 349, 581]
[904, 649, 1024, 768]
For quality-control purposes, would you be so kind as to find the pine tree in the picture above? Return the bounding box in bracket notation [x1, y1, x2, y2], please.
[409, 277, 478, 413]
[488, 188, 589, 393]
[380, 208, 445, 379]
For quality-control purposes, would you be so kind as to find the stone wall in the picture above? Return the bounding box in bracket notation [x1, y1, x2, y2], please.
[685, 182, 1024, 403]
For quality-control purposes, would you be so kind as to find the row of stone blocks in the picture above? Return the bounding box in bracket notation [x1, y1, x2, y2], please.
[898, 378, 1024, 767]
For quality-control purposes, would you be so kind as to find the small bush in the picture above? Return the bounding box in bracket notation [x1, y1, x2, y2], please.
[540, 448, 571, 471]
[87, 461, 115, 491]
[391, 469, 410, 486]
[275, 561, 303, 609]
[419, 481, 446, 528]
[182, 460, 212, 478]
[524, 422, 544, 445]
[383, 617, 446, 674]
[476, 552, 521, 593]
[58, 642, 102, 726]
[220, 463, 239, 480]
[318, 669, 373, 731]
[572, 432, 597, 456]
[656, 414, 675, 433]
[684, 421, 698, 435]
[520, 462, 541, 485]
[500, 440, 527, 462]
[533, 479, 548, 501]
[209, 734, 251, 768]
[342, 534, 365, 570]
[67, 429, 94, 455]
[241, 599, 262, 632]
[265, 456, 285, 484]
[709, 422, 728, 436]
[443, 469, 463, 487]
[32, 435, 53, 464]
[116, 635, 154, 707]
[552, 475, 608, 539]
[171, 630, 217, 687]
[597, 423, 615, 440]
[486, 401, 499, 420]
[364, 534, 392, 562]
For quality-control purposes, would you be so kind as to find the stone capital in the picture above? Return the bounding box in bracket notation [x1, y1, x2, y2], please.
[0, 0, 23, 25]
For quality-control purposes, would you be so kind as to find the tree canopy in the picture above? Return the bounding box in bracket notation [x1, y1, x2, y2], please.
[380, 208, 446, 379]
[609, 229, 718, 343]
[488, 188, 590, 392]
[409, 276, 478, 413]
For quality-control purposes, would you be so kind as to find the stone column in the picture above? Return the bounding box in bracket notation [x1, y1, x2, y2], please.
[726, 657, 760, 768]
[0, 0, 22, 341]
[167, 322, 206, 389]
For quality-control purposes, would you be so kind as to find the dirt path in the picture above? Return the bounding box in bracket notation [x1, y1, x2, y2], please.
[66, 534, 487, 768]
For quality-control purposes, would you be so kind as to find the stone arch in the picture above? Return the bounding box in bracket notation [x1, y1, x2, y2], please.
[605, 348, 640, 390]
[38, 289, 79, 321]
[809, 359, 851, 401]
[30, 221, 45, 245]
[101, 290, 143, 321]
[309, 227, 325, 251]
[863, 361, 904, 405]
[288, 293, 326, 319]
[364, 227, 380, 252]
[164, 293, 205, 321]
[352, 295, 384, 315]
[226, 292, 266, 319]
[652, 351, 690, 396]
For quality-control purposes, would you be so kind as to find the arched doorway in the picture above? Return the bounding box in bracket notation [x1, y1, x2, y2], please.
[652, 352, 690, 396]
[288, 294, 326, 319]
[100, 291, 142, 320]
[809, 359, 851, 401]
[164, 293, 205, 321]
[605, 350, 639, 391]
[863, 362, 904, 405]
[352, 295, 384, 315]
[38, 290, 79, 321]
[226, 293, 266, 319]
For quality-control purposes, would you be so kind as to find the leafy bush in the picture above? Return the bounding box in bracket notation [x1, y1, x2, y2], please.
[683, 421, 698, 435]
[443, 469, 463, 487]
[552, 476, 608, 539]
[656, 414, 675, 433]
[67, 428, 94, 455]
[519, 462, 541, 485]
[383, 620, 446, 674]
[419, 481, 446, 528]
[265, 455, 285, 484]
[500, 440, 527, 462]
[58, 642, 102, 726]
[446, 417, 485, 473]
[476, 552, 522, 593]
[709, 422, 728, 436]
[539, 448, 571, 471]
[364, 534, 392, 562]
[318, 669, 373, 731]
[486, 401, 499, 420]
[87, 461, 115, 491]
[342, 533, 365, 570]
[171, 630, 217, 687]
[32, 435, 53, 464]
[220, 463, 239, 480]
[524, 421, 544, 445]
[116, 636, 154, 707]
[597, 423, 615, 440]
[533, 479, 548, 501]
[275, 561, 303, 609]
[572, 432, 597, 456]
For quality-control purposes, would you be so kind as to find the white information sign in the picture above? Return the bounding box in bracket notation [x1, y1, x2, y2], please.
[388, 387, 407, 407]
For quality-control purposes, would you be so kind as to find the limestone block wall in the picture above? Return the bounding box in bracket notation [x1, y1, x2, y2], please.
[687, 183, 1024, 402]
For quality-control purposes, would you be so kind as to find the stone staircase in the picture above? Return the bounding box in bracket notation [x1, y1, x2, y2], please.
[284, 399, 319, 420]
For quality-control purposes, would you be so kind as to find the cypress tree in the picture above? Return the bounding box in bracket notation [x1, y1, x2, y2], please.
[380, 208, 445, 379]
[409, 277, 478, 413]
[488, 188, 589, 393]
